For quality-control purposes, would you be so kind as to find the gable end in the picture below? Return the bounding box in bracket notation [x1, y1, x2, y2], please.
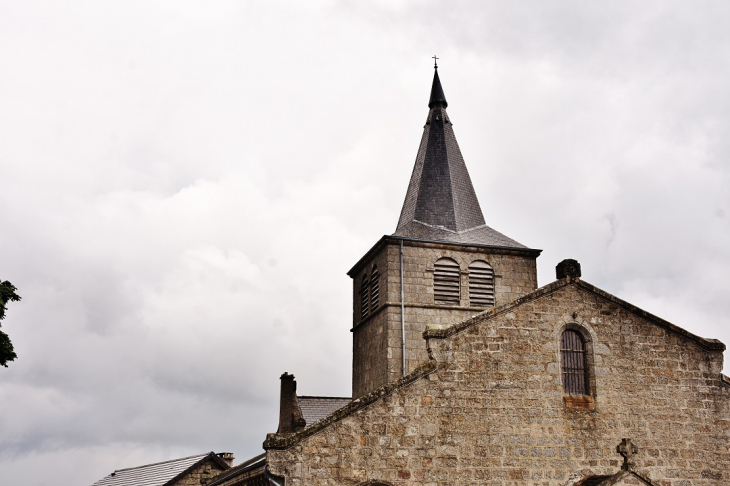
[164, 453, 230, 486]
[424, 277, 726, 353]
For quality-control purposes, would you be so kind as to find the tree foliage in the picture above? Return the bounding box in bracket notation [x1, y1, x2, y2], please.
[0, 280, 21, 367]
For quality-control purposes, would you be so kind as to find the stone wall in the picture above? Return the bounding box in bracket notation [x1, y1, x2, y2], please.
[352, 306, 389, 402]
[268, 280, 729, 485]
[351, 237, 538, 398]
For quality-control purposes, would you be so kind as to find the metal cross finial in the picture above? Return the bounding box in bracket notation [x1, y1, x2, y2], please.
[617, 438, 638, 471]
[432, 55, 439, 68]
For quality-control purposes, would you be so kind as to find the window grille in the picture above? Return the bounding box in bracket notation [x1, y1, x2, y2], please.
[434, 257, 460, 305]
[468, 260, 495, 307]
[561, 330, 588, 395]
[360, 274, 370, 320]
[370, 266, 380, 311]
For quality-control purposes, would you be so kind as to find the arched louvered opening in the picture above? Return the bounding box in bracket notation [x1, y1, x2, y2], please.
[360, 274, 370, 320]
[561, 330, 588, 395]
[370, 266, 380, 312]
[434, 257, 460, 305]
[468, 260, 495, 307]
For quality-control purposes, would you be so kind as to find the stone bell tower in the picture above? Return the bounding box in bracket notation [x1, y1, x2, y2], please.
[348, 65, 542, 398]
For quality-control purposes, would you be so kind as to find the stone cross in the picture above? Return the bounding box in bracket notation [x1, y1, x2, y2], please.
[617, 438, 638, 470]
[432, 55, 439, 68]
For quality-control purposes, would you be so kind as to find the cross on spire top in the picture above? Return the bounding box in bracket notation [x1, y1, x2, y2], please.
[432, 55, 439, 68]
[616, 438, 638, 471]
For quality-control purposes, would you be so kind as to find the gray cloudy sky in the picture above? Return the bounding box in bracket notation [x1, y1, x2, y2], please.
[1, 2, 729, 485]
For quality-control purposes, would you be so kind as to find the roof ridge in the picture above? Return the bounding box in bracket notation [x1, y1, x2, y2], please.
[112, 452, 213, 473]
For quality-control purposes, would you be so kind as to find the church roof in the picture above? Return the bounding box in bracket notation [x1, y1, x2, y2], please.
[393, 67, 530, 249]
[91, 452, 229, 486]
[298, 396, 352, 426]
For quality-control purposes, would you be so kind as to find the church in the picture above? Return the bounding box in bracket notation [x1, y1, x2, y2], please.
[92, 67, 729, 486]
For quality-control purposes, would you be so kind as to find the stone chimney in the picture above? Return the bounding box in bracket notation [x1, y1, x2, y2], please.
[277, 372, 305, 433]
[216, 452, 234, 467]
[556, 259, 581, 280]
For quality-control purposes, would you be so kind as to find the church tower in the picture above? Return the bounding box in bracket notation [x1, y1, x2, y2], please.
[348, 66, 541, 398]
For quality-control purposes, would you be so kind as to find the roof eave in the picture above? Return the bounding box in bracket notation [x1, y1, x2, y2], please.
[347, 234, 541, 277]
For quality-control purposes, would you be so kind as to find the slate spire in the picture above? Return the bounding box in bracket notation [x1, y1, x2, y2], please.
[393, 67, 527, 248]
[428, 67, 448, 109]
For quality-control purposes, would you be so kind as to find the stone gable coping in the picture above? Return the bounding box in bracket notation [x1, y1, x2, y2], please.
[424, 277, 726, 353]
[263, 360, 437, 451]
[423, 278, 568, 340]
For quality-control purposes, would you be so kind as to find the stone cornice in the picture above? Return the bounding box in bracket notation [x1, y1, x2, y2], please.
[347, 235, 541, 277]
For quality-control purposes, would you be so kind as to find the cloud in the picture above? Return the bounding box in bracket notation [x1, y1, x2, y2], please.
[0, 2, 728, 485]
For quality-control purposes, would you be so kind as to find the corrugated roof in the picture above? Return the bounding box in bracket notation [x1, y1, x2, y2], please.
[393, 68, 529, 250]
[298, 396, 351, 426]
[91, 452, 222, 486]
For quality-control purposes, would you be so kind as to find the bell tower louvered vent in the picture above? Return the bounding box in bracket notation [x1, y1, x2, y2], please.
[468, 260, 495, 307]
[370, 267, 380, 311]
[360, 274, 370, 320]
[434, 257, 460, 305]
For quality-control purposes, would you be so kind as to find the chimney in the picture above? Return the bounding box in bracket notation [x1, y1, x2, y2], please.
[216, 452, 234, 467]
[277, 372, 297, 434]
[556, 259, 581, 280]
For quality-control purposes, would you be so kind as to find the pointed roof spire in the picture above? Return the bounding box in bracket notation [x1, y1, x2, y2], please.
[428, 64, 448, 109]
[393, 65, 528, 249]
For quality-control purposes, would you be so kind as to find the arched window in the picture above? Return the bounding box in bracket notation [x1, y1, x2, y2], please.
[370, 266, 380, 311]
[561, 330, 588, 395]
[360, 274, 370, 319]
[434, 257, 460, 305]
[468, 260, 495, 307]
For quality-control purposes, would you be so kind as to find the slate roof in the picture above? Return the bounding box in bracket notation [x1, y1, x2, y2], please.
[394, 67, 529, 249]
[298, 396, 351, 426]
[207, 453, 266, 486]
[91, 452, 229, 486]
